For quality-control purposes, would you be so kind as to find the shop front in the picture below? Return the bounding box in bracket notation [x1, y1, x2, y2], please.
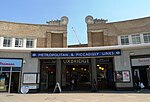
[131, 56, 150, 89]
[0, 58, 22, 93]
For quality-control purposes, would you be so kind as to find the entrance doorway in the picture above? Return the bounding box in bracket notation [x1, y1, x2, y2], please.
[96, 58, 115, 90]
[132, 66, 149, 89]
[40, 59, 56, 92]
[64, 65, 91, 91]
[10, 72, 20, 93]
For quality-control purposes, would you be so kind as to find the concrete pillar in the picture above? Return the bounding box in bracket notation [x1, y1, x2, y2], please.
[91, 58, 97, 90]
[12, 38, 15, 47]
[61, 63, 66, 86]
[0, 37, 4, 47]
[56, 59, 62, 86]
[23, 38, 26, 48]
[140, 34, 144, 43]
[34, 39, 37, 48]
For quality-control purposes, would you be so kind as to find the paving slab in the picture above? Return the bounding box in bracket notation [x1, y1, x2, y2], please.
[0, 92, 150, 102]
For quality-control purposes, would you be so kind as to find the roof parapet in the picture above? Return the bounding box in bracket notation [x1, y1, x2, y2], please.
[93, 18, 108, 24]
[46, 16, 68, 26]
[85, 15, 107, 24]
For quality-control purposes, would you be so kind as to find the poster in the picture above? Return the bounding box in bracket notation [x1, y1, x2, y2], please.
[115, 70, 130, 83]
[115, 71, 123, 82]
[122, 71, 130, 82]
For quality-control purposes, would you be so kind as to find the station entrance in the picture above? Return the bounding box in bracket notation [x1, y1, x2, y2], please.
[40, 59, 56, 92]
[96, 58, 115, 90]
[62, 59, 91, 91]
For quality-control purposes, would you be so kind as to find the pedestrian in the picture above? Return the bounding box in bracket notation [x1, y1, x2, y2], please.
[71, 79, 74, 91]
[134, 75, 141, 92]
[92, 79, 97, 92]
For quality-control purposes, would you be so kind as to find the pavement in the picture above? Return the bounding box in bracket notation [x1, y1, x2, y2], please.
[0, 90, 150, 102]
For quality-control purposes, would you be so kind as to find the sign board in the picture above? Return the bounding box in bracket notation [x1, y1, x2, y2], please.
[0, 59, 22, 67]
[53, 82, 61, 93]
[28, 85, 37, 89]
[63, 59, 90, 64]
[21, 86, 29, 94]
[131, 58, 150, 66]
[31, 50, 121, 58]
[23, 73, 37, 84]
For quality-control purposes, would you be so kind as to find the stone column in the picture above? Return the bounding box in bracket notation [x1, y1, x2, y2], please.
[46, 32, 52, 47]
[103, 30, 108, 46]
[63, 32, 67, 48]
[56, 59, 62, 86]
[88, 32, 92, 47]
[91, 58, 97, 91]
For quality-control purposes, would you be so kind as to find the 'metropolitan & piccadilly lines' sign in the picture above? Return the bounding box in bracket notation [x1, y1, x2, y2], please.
[31, 50, 121, 57]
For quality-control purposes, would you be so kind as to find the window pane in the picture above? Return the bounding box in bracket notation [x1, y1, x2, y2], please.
[3, 37, 11, 47]
[143, 33, 150, 43]
[2, 67, 10, 71]
[26, 38, 34, 48]
[132, 34, 141, 44]
[120, 36, 129, 45]
[12, 67, 21, 71]
[15, 38, 23, 47]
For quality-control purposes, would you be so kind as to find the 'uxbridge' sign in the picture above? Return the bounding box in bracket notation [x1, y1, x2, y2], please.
[31, 50, 121, 57]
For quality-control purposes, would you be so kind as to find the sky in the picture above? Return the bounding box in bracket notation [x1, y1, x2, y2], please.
[0, 0, 150, 45]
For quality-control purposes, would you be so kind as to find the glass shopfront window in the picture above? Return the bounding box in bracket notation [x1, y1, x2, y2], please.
[0, 72, 10, 92]
[2, 67, 11, 71]
[0, 59, 22, 93]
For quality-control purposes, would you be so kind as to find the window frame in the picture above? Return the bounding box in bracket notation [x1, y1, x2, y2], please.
[131, 34, 141, 44]
[15, 38, 23, 47]
[120, 35, 129, 45]
[143, 33, 150, 43]
[26, 38, 34, 48]
[3, 37, 12, 47]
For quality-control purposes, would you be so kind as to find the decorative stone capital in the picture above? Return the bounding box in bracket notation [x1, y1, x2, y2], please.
[85, 15, 94, 24]
[60, 16, 69, 25]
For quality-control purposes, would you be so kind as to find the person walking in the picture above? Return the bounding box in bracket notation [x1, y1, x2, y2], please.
[134, 75, 141, 92]
[71, 79, 75, 91]
[92, 79, 97, 92]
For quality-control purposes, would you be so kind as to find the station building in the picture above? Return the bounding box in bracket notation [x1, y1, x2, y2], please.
[0, 16, 150, 93]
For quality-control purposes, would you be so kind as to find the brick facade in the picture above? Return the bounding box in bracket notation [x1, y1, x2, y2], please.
[86, 15, 150, 47]
[0, 16, 68, 48]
